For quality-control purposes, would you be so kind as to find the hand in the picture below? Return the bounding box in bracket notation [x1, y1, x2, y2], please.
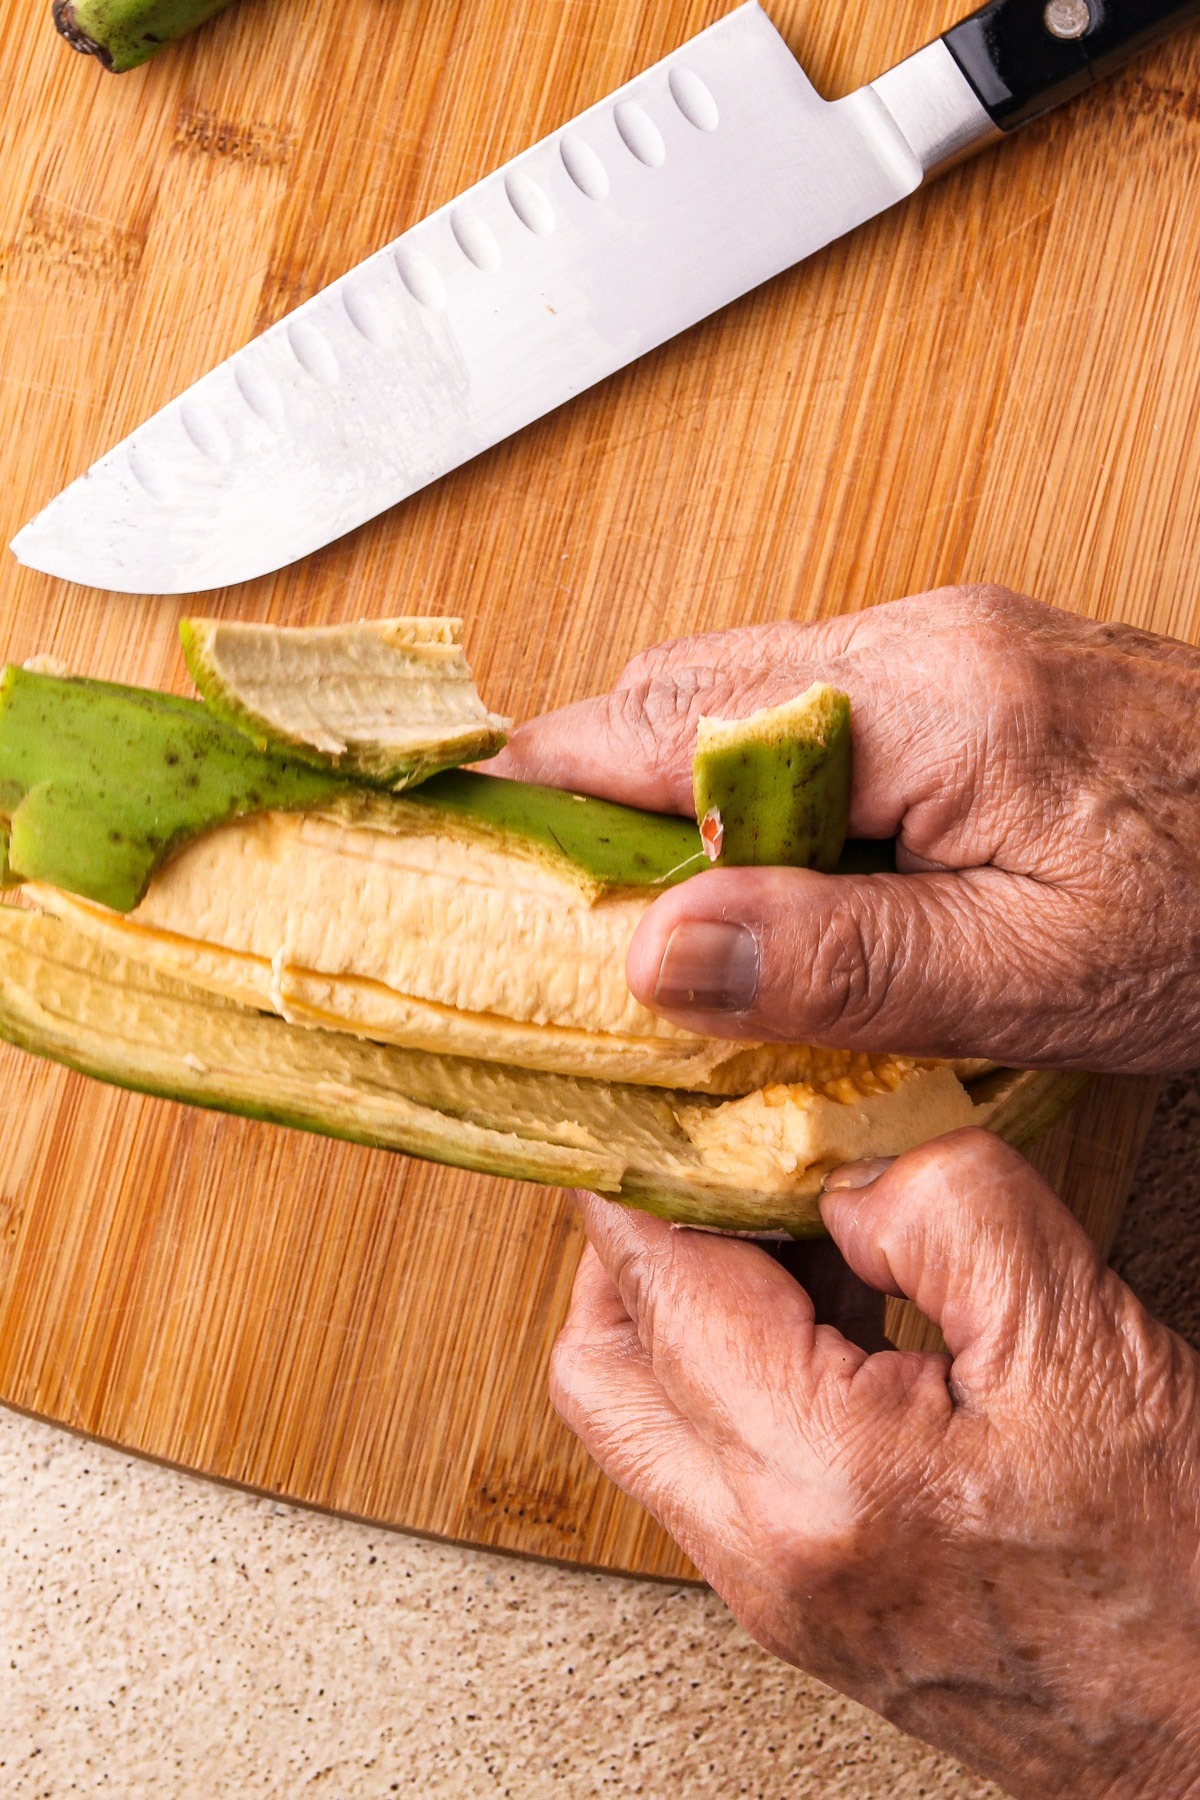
[553, 1130, 1200, 1800]
[493, 587, 1200, 1072]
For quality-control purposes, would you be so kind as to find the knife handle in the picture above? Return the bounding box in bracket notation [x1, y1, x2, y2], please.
[942, 0, 1200, 129]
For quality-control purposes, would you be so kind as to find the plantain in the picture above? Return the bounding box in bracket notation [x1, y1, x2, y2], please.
[53, 0, 240, 72]
[0, 629, 1087, 1231]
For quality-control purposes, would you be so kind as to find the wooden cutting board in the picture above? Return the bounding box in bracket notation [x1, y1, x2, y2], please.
[0, 0, 1195, 1581]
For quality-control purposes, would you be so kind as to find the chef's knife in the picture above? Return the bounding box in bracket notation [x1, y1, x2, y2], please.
[13, 0, 1199, 594]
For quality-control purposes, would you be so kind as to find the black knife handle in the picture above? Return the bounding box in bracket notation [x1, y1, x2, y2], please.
[942, 0, 1200, 129]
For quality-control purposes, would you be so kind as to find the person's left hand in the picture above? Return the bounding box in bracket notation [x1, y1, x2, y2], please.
[553, 1130, 1200, 1800]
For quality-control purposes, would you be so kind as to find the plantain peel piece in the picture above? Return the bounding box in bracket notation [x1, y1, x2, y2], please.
[693, 682, 852, 870]
[0, 668, 706, 914]
[53, 0, 239, 72]
[180, 616, 511, 791]
[0, 908, 987, 1234]
[0, 667, 341, 912]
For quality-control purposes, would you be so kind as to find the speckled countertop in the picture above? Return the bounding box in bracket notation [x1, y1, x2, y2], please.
[2, 1075, 1197, 1800]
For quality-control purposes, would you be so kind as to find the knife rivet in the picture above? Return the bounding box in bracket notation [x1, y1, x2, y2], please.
[1043, 0, 1090, 39]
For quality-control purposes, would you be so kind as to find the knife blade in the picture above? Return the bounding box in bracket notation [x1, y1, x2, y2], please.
[12, 0, 1200, 595]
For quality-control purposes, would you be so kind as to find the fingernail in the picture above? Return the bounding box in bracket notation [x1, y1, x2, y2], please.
[821, 1157, 897, 1194]
[653, 921, 760, 1012]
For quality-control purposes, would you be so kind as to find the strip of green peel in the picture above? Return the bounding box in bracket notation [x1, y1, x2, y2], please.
[403, 770, 709, 889]
[179, 616, 511, 790]
[0, 669, 343, 912]
[0, 669, 710, 911]
[693, 686, 852, 872]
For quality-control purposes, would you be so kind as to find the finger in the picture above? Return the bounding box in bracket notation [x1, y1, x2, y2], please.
[610, 612, 871, 690]
[549, 1245, 744, 1571]
[572, 1191, 866, 1450]
[819, 1129, 1105, 1391]
[624, 863, 1106, 1067]
[490, 650, 903, 820]
[486, 689, 695, 812]
[486, 588, 1055, 849]
[492, 616, 872, 804]
[489, 663, 827, 814]
[575, 1196, 952, 1520]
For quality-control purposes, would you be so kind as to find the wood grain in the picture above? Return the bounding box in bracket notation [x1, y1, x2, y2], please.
[0, 0, 1196, 1579]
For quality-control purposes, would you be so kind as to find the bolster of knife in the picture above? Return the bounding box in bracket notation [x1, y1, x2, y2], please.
[942, 0, 1200, 130]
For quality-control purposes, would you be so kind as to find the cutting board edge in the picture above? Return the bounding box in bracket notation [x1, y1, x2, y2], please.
[0, 1392, 707, 1584]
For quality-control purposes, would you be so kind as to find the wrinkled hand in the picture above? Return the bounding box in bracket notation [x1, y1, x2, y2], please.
[555, 1132, 1200, 1800]
[494, 588, 1200, 1071]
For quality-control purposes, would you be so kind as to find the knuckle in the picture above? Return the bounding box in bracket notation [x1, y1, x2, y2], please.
[944, 583, 1043, 635]
[608, 678, 702, 772]
[912, 1125, 1016, 1181]
[889, 583, 1032, 641]
[615, 638, 687, 688]
[607, 1233, 664, 1342]
[960, 580, 1028, 618]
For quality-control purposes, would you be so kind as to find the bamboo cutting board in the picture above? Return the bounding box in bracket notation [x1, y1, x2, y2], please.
[0, 0, 1196, 1581]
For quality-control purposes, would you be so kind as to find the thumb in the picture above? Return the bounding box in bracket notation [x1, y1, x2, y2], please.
[818, 1129, 1105, 1370]
[625, 863, 1093, 1068]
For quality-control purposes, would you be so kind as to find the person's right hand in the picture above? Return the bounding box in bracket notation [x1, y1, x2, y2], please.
[552, 1132, 1200, 1800]
[493, 588, 1200, 1073]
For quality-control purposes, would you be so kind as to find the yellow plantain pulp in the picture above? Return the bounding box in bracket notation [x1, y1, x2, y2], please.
[676, 1069, 975, 1188]
[0, 906, 980, 1230]
[28, 807, 957, 1107]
